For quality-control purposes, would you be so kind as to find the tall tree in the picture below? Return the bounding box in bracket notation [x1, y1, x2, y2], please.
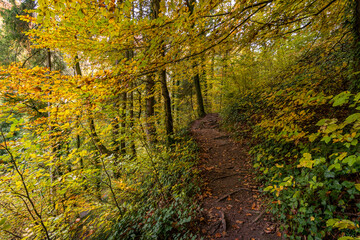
[186, 0, 206, 118]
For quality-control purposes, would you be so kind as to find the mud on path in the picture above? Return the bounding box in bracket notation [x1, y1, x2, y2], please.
[191, 113, 283, 240]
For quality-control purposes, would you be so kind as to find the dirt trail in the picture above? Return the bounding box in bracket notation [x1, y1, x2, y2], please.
[191, 113, 282, 240]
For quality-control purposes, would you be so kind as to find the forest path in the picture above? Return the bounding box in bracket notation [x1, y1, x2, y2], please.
[191, 113, 282, 240]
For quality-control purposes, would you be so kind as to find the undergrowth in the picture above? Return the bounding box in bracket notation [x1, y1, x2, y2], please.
[221, 44, 360, 239]
[87, 130, 200, 240]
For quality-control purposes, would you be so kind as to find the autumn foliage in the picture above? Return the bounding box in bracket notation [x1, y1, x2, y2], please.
[0, 0, 360, 239]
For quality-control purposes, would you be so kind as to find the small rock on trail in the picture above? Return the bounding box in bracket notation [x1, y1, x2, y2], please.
[191, 113, 283, 240]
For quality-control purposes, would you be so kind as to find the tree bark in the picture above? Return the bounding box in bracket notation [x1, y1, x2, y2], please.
[120, 91, 127, 155]
[193, 67, 206, 118]
[47, 48, 51, 71]
[160, 68, 174, 144]
[143, 0, 161, 144]
[129, 84, 136, 158]
[145, 73, 157, 144]
[187, 0, 206, 118]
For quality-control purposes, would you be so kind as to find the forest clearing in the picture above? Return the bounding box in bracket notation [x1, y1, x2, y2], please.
[1, 0, 360, 239]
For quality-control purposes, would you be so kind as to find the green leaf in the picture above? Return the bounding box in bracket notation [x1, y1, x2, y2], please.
[332, 91, 351, 107]
[297, 153, 314, 168]
[322, 136, 332, 144]
[324, 124, 338, 133]
[0, 218, 6, 226]
[354, 92, 360, 102]
[326, 218, 339, 227]
[345, 113, 360, 124]
[333, 219, 356, 230]
[308, 133, 319, 142]
[343, 155, 357, 167]
[339, 237, 357, 240]
[342, 181, 354, 188]
[263, 186, 273, 192]
[77, 9, 85, 18]
[316, 119, 328, 126]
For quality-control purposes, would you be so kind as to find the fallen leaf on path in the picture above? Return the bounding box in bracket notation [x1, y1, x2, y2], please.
[236, 220, 244, 224]
[215, 233, 222, 238]
[264, 223, 276, 234]
[251, 202, 257, 209]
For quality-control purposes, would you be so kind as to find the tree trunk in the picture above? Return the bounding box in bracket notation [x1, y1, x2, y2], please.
[187, 0, 206, 118]
[74, 60, 84, 168]
[160, 68, 174, 144]
[193, 69, 206, 118]
[47, 48, 52, 71]
[144, 0, 161, 145]
[129, 85, 136, 158]
[145, 73, 157, 144]
[120, 92, 127, 155]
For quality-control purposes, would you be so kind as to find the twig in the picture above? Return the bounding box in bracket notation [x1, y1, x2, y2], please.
[1, 229, 22, 239]
[220, 210, 227, 232]
[210, 221, 221, 234]
[21, 49, 41, 68]
[252, 210, 266, 223]
[217, 188, 259, 202]
[244, 209, 260, 214]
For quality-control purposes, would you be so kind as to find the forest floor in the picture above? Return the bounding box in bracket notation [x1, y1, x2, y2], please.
[191, 113, 283, 240]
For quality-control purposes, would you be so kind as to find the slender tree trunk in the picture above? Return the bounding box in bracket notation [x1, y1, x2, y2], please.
[76, 134, 84, 169]
[171, 75, 178, 126]
[129, 85, 136, 158]
[187, 0, 206, 118]
[193, 68, 206, 118]
[47, 48, 59, 185]
[201, 57, 208, 108]
[160, 68, 174, 144]
[152, 0, 174, 142]
[138, 89, 142, 119]
[175, 79, 180, 124]
[74, 59, 87, 189]
[112, 115, 120, 153]
[47, 48, 52, 71]
[120, 92, 127, 155]
[145, 74, 157, 144]
[144, 0, 160, 145]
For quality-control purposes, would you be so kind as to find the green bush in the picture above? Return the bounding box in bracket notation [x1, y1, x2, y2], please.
[93, 130, 200, 240]
[223, 80, 360, 239]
